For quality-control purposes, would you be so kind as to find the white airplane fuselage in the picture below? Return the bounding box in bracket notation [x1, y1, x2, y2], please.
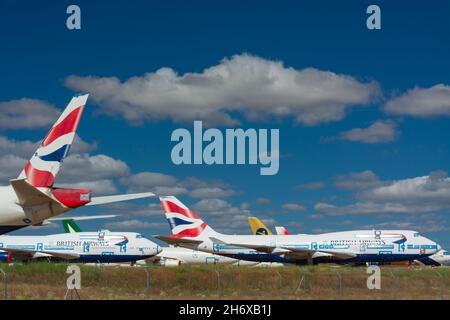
[416, 249, 450, 266]
[0, 185, 70, 233]
[180, 229, 441, 265]
[149, 247, 238, 266]
[0, 231, 161, 263]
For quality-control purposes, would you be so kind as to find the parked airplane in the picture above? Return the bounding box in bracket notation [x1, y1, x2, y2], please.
[59, 219, 242, 266]
[0, 228, 161, 263]
[151, 247, 242, 266]
[0, 95, 154, 235]
[248, 217, 449, 267]
[416, 250, 450, 266]
[275, 226, 289, 235]
[157, 196, 441, 265]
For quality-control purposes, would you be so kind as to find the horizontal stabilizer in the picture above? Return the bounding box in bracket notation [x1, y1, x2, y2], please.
[86, 192, 155, 206]
[155, 235, 202, 245]
[10, 179, 60, 207]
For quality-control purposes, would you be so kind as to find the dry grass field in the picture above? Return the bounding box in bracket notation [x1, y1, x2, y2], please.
[0, 263, 448, 300]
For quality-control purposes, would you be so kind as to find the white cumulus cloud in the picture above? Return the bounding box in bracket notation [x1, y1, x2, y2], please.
[0, 98, 60, 130]
[316, 170, 450, 215]
[282, 203, 307, 212]
[65, 53, 380, 126]
[384, 84, 450, 117]
[338, 120, 399, 144]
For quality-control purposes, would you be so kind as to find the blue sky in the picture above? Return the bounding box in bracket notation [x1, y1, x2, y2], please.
[1, 0, 450, 248]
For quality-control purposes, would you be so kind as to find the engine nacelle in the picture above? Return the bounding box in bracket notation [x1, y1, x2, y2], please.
[51, 188, 92, 208]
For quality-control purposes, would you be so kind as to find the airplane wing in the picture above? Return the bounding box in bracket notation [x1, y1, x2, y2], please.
[280, 246, 356, 260]
[86, 192, 155, 206]
[221, 240, 355, 260]
[155, 235, 202, 246]
[0, 247, 80, 260]
[219, 240, 291, 255]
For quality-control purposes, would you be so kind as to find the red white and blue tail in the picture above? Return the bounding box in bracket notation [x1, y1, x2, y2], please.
[160, 196, 216, 239]
[275, 226, 290, 235]
[18, 94, 88, 188]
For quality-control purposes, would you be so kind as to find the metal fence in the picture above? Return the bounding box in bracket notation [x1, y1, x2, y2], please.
[0, 264, 449, 300]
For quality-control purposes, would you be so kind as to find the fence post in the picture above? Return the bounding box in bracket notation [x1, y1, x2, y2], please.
[276, 270, 282, 300]
[0, 268, 6, 300]
[435, 271, 444, 300]
[144, 265, 150, 300]
[335, 271, 343, 299]
[215, 270, 221, 300]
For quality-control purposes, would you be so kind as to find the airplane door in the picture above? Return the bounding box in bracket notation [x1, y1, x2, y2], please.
[311, 242, 318, 250]
[36, 243, 43, 251]
[83, 241, 90, 253]
[360, 243, 366, 252]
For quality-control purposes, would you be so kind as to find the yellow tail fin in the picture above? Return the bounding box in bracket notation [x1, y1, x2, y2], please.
[247, 217, 273, 235]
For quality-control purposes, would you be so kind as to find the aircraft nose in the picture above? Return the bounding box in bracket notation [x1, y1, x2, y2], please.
[436, 243, 442, 252]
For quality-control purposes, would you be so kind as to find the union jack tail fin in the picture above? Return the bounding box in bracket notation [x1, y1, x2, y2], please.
[18, 94, 88, 188]
[159, 196, 217, 239]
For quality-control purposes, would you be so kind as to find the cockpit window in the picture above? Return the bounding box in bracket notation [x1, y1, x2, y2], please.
[136, 234, 143, 239]
[413, 232, 419, 237]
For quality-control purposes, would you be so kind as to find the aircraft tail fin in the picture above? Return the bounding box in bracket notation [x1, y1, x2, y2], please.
[159, 196, 218, 239]
[275, 226, 290, 235]
[18, 94, 88, 188]
[62, 219, 82, 233]
[248, 217, 273, 235]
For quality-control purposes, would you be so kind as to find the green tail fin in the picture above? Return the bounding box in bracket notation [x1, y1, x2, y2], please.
[62, 219, 82, 233]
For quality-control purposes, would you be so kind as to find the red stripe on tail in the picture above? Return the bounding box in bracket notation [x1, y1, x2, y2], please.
[170, 222, 207, 238]
[161, 200, 201, 220]
[42, 105, 85, 147]
[24, 161, 55, 187]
